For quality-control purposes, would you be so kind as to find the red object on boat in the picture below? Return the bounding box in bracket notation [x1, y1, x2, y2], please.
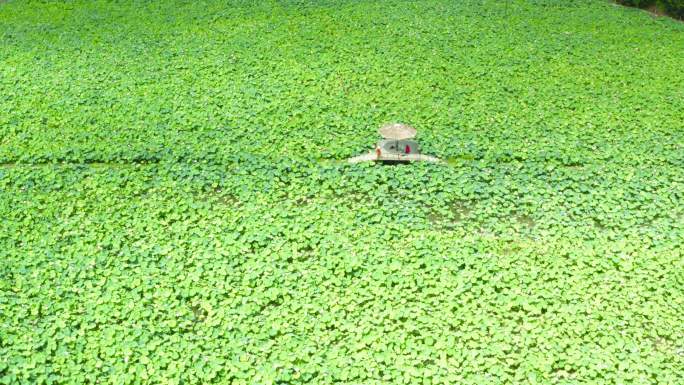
[405, 145, 411, 154]
[375, 147, 382, 158]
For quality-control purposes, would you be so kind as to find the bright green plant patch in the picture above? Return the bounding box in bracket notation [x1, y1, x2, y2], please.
[1, 1, 683, 384]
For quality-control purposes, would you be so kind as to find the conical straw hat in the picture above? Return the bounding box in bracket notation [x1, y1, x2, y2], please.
[378, 123, 417, 140]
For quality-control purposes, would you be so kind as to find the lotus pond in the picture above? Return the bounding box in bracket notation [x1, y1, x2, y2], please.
[1, 0, 684, 384]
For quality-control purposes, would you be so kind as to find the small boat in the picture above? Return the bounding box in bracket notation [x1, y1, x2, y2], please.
[348, 123, 441, 163]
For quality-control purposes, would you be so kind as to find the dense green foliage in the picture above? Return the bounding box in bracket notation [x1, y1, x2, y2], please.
[660, 0, 684, 17]
[1, 0, 683, 384]
[617, 0, 684, 18]
[617, 0, 654, 7]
